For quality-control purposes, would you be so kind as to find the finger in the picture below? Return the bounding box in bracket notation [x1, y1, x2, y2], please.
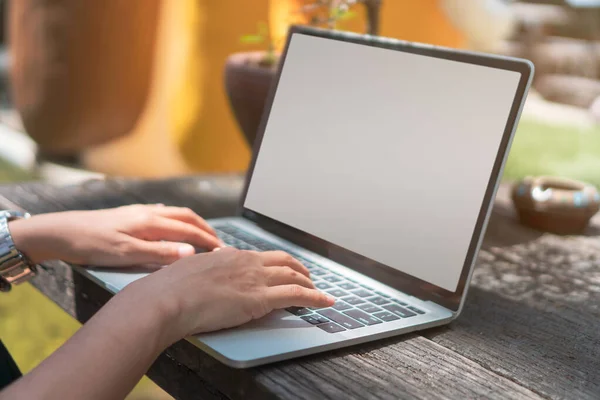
[150, 206, 219, 238]
[126, 239, 196, 265]
[265, 285, 335, 310]
[254, 251, 310, 277]
[143, 217, 222, 250]
[265, 266, 315, 289]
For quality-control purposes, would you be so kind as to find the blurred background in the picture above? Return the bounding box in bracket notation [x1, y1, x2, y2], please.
[1, 0, 600, 398]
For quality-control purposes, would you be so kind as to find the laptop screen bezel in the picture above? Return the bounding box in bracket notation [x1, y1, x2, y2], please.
[236, 25, 532, 312]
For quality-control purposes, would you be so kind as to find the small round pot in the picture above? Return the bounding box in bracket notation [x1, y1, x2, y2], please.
[511, 176, 600, 235]
[224, 51, 277, 147]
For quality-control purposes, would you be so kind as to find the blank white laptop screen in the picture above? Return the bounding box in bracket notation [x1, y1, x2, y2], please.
[244, 33, 521, 292]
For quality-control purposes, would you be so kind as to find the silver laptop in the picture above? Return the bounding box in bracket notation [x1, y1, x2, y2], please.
[84, 26, 533, 368]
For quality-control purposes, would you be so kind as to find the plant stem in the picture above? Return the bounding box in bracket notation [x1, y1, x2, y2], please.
[363, 0, 382, 35]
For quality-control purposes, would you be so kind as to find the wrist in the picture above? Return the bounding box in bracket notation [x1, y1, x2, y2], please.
[116, 278, 184, 349]
[8, 218, 54, 264]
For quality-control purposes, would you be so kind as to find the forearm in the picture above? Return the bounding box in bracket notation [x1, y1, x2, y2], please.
[8, 216, 64, 264]
[0, 284, 177, 400]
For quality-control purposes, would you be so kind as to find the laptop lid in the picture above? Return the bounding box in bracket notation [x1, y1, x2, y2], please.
[237, 26, 533, 312]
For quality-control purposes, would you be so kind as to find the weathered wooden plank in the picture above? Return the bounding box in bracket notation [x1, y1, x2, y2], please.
[1, 178, 594, 400]
[155, 330, 544, 400]
[422, 185, 600, 400]
[426, 286, 600, 400]
[500, 37, 600, 80]
[534, 74, 600, 108]
[254, 336, 543, 400]
[510, 3, 598, 41]
[0, 174, 242, 217]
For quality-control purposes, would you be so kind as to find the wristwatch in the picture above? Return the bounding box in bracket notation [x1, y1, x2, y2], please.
[0, 210, 37, 292]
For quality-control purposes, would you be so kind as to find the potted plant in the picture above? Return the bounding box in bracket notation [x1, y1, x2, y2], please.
[224, 0, 382, 147]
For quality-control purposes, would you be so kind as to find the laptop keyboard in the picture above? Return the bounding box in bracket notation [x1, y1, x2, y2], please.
[214, 224, 426, 333]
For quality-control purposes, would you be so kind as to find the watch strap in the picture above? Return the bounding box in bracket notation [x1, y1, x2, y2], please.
[0, 211, 36, 292]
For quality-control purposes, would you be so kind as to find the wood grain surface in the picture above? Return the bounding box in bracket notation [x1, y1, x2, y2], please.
[1, 176, 597, 400]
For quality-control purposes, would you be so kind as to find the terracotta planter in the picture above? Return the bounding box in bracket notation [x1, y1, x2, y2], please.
[511, 176, 600, 235]
[224, 52, 277, 147]
[8, 0, 160, 155]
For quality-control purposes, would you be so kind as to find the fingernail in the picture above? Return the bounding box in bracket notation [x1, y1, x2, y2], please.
[326, 295, 336, 303]
[156, 203, 165, 207]
[178, 244, 195, 258]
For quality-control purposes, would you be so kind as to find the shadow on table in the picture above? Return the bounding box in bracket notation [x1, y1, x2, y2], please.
[423, 286, 600, 399]
[484, 198, 600, 250]
[482, 210, 543, 249]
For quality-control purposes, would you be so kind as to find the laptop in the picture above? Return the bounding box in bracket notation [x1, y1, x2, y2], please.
[83, 26, 533, 368]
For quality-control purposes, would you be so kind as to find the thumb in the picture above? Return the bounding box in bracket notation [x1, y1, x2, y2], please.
[129, 239, 196, 265]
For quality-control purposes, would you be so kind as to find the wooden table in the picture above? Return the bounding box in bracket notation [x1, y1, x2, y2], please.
[1, 175, 598, 400]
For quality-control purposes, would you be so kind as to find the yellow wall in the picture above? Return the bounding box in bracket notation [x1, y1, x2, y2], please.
[381, 1, 466, 48]
[83, 0, 264, 177]
[83, 0, 465, 177]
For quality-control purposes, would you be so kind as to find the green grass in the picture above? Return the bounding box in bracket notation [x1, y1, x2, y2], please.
[504, 118, 600, 188]
[0, 157, 36, 183]
[0, 283, 80, 371]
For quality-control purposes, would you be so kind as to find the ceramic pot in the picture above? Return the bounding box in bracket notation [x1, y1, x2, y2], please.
[224, 51, 277, 147]
[511, 176, 600, 234]
[8, 0, 160, 155]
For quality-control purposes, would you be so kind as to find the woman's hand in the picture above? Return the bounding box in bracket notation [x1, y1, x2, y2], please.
[126, 248, 335, 340]
[0, 248, 332, 400]
[8, 204, 224, 266]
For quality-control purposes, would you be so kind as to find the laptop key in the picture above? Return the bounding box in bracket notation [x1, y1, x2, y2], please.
[373, 311, 400, 322]
[318, 309, 364, 329]
[216, 225, 238, 235]
[391, 298, 409, 306]
[344, 309, 382, 326]
[315, 282, 333, 290]
[375, 291, 391, 298]
[311, 269, 328, 276]
[341, 296, 365, 306]
[383, 304, 417, 318]
[407, 306, 426, 315]
[352, 289, 374, 298]
[297, 258, 313, 266]
[331, 301, 352, 311]
[317, 322, 346, 333]
[369, 296, 390, 306]
[255, 243, 279, 251]
[357, 303, 382, 313]
[301, 315, 323, 325]
[286, 307, 313, 316]
[323, 275, 343, 283]
[338, 282, 358, 290]
[327, 289, 348, 298]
